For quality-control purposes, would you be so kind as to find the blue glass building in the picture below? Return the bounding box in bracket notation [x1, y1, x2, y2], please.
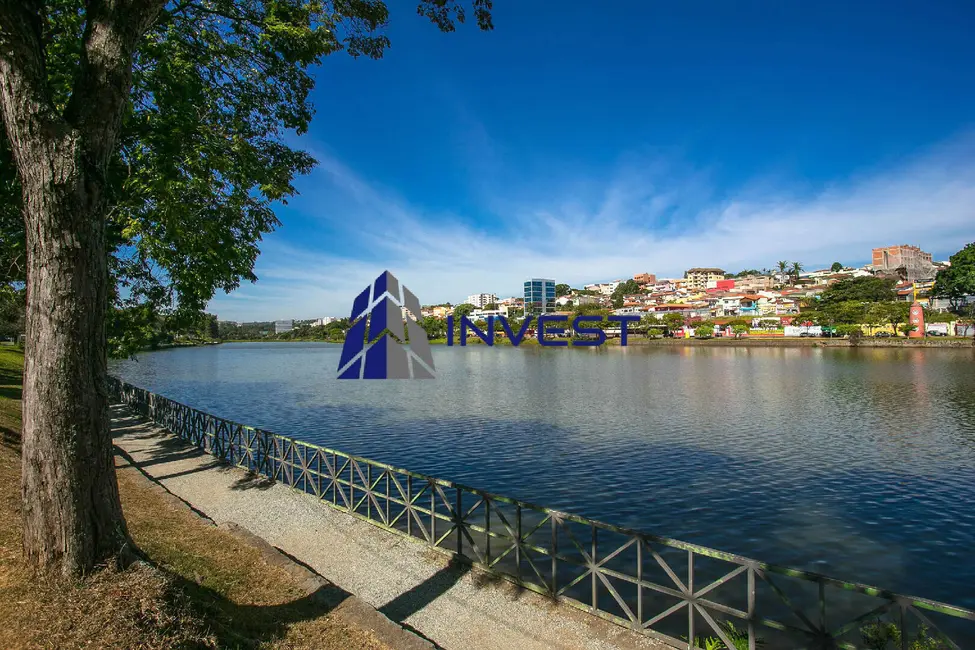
[524, 278, 556, 316]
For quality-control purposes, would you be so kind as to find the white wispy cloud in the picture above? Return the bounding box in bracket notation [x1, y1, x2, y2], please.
[209, 134, 975, 322]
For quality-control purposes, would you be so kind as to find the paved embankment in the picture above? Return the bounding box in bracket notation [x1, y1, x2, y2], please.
[111, 406, 667, 650]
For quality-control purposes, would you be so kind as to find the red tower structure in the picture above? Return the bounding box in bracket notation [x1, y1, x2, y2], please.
[908, 301, 925, 338]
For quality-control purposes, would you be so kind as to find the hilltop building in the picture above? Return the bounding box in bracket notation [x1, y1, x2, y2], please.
[871, 244, 935, 281]
[684, 268, 726, 291]
[466, 293, 498, 308]
[421, 305, 451, 319]
[734, 275, 774, 292]
[584, 281, 621, 295]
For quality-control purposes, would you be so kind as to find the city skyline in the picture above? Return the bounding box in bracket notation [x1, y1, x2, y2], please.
[206, 2, 975, 321]
[232, 253, 952, 324]
[217, 237, 970, 322]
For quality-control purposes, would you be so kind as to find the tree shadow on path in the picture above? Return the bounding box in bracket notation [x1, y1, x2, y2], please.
[378, 556, 472, 624]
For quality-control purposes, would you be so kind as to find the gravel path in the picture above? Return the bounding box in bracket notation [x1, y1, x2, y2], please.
[111, 406, 669, 650]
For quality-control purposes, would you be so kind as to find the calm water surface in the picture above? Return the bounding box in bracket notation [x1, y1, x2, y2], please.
[112, 343, 975, 610]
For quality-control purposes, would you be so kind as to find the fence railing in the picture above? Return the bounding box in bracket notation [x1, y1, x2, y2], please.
[108, 377, 975, 650]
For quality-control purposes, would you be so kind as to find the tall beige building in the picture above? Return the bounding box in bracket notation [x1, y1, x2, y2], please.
[684, 267, 726, 291]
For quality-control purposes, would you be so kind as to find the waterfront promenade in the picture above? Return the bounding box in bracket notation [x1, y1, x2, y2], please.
[111, 405, 665, 650]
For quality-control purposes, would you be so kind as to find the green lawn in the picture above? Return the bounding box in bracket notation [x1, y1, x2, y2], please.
[0, 347, 22, 447]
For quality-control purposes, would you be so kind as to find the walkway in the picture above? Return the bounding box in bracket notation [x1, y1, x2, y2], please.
[111, 405, 668, 650]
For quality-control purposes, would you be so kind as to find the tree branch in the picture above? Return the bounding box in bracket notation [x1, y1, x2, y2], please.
[168, 0, 263, 29]
[0, 0, 65, 169]
[63, 0, 169, 167]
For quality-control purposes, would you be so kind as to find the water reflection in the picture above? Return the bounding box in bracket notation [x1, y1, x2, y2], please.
[112, 343, 975, 609]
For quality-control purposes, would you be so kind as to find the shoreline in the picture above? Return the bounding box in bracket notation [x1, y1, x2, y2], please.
[609, 336, 975, 348]
[212, 336, 975, 349]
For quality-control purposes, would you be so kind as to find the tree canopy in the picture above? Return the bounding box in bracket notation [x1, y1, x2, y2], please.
[933, 242, 975, 312]
[695, 324, 714, 338]
[819, 277, 897, 305]
[610, 279, 642, 308]
[555, 283, 570, 296]
[662, 312, 685, 330]
[452, 303, 476, 319]
[0, 0, 494, 351]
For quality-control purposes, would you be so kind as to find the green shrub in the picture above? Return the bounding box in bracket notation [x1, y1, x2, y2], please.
[688, 620, 763, 649]
[859, 620, 951, 650]
[835, 324, 862, 337]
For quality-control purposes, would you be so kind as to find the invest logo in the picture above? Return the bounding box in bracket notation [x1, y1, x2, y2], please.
[337, 271, 435, 379]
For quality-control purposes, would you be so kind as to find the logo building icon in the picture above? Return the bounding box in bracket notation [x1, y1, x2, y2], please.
[337, 271, 435, 379]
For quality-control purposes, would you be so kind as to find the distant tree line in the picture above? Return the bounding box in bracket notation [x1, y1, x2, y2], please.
[107, 308, 219, 357]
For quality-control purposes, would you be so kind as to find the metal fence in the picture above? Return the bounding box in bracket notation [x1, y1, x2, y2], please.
[108, 377, 974, 650]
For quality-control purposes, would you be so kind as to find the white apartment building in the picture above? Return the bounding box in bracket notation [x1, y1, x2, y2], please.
[583, 281, 621, 295]
[313, 316, 340, 327]
[466, 293, 498, 308]
[555, 293, 603, 308]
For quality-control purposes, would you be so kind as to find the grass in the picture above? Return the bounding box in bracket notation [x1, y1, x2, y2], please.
[0, 347, 22, 448]
[0, 347, 385, 649]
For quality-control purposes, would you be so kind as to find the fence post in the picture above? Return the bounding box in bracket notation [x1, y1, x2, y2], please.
[515, 505, 522, 583]
[688, 550, 695, 650]
[485, 497, 491, 567]
[748, 567, 756, 650]
[591, 525, 598, 612]
[456, 486, 463, 556]
[430, 479, 436, 547]
[636, 538, 643, 630]
[551, 515, 558, 596]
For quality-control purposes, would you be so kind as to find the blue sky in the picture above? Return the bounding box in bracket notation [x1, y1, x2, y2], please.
[210, 1, 975, 322]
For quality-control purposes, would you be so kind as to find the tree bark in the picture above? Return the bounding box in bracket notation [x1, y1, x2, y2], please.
[18, 134, 128, 575]
[0, 0, 165, 575]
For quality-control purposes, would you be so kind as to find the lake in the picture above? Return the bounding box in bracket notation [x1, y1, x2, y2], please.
[111, 342, 975, 613]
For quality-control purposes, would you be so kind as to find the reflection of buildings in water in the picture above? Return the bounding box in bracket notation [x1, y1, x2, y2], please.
[910, 349, 930, 413]
[795, 347, 813, 360]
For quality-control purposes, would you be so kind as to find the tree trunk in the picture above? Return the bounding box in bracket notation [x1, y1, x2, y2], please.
[0, 1, 162, 575]
[18, 132, 128, 575]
